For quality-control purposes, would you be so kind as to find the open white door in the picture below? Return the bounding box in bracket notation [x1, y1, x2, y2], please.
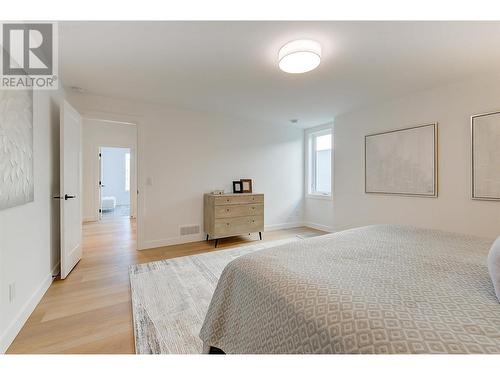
[59, 100, 83, 279]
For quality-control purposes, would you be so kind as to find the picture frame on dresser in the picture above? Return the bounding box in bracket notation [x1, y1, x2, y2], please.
[232, 180, 242, 193]
[240, 179, 253, 193]
[471, 111, 500, 201]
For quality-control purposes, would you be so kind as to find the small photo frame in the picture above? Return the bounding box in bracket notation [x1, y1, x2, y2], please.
[232, 181, 242, 193]
[240, 179, 253, 193]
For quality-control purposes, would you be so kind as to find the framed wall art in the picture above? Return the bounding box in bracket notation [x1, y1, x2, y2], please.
[0, 89, 34, 210]
[471, 111, 500, 201]
[365, 123, 438, 197]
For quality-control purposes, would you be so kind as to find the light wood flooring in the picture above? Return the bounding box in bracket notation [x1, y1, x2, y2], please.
[7, 218, 324, 354]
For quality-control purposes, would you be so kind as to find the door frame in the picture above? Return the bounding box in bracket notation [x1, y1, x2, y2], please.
[81, 111, 142, 250]
[97, 144, 137, 220]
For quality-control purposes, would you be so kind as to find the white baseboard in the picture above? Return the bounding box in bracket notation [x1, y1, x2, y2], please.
[0, 272, 53, 353]
[264, 222, 305, 231]
[303, 222, 335, 233]
[139, 233, 206, 250]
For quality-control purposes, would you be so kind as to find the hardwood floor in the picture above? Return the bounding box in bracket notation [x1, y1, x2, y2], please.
[7, 218, 324, 354]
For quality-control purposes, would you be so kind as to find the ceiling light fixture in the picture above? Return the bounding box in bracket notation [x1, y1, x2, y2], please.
[278, 39, 321, 74]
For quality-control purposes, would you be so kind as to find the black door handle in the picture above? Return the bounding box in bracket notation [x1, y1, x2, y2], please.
[53, 194, 77, 200]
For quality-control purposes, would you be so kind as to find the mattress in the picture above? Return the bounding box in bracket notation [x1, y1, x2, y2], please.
[199, 225, 500, 354]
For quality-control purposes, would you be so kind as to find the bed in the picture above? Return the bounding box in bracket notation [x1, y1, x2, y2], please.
[199, 225, 500, 354]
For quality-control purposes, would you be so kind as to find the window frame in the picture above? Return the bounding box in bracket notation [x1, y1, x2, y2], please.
[305, 124, 333, 200]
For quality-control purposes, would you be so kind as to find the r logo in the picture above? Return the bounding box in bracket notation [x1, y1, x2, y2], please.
[2, 23, 53, 75]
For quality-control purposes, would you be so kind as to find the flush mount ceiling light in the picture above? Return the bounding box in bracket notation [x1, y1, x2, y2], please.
[278, 39, 321, 74]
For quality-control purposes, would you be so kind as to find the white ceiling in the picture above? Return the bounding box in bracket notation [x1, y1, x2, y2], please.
[60, 21, 500, 127]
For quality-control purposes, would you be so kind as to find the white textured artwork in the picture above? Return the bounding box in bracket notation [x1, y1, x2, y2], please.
[365, 123, 437, 196]
[0, 90, 34, 210]
[472, 112, 500, 200]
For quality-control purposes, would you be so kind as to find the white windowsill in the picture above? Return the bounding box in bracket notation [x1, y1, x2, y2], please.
[306, 193, 333, 201]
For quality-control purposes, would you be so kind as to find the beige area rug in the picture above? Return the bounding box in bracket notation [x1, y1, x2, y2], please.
[129, 238, 298, 354]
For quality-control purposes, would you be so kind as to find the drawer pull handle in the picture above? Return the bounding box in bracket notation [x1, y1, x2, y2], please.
[252, 220, 255, 223]
[226, 209, 230, 212]
[251, 207, 255, 209]
[226, 223, 230, 226]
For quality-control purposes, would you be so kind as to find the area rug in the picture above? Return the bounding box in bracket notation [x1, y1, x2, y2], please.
[129, 238, 298, 354]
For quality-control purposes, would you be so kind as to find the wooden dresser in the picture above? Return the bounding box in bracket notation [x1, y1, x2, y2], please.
[204, 193, 264, 247]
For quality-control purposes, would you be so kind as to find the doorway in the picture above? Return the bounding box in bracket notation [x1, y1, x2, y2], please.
[99, 146, 132, 220]
[81, 117, 138, 250]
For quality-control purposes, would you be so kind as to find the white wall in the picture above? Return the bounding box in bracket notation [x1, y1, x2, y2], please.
[0, 88, 64, 352]
[304, 198, 334, 232]
[69, 93, 305, 249]
[82, 119, 137, 222]
[101, 147, 131, 206]
[332, 74, 500, 238]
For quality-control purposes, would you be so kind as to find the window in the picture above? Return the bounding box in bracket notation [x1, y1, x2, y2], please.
[125, 152, 130, 192]
[307, 127, 332, 197]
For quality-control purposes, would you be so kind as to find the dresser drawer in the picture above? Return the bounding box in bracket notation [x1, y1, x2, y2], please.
[215, 204, 263, 218]
[214, 216, 264, 237]
[214, 194, 264, 206]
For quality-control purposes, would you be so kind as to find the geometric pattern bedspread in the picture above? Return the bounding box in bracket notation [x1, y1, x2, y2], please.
[200, 225, 500, 353]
